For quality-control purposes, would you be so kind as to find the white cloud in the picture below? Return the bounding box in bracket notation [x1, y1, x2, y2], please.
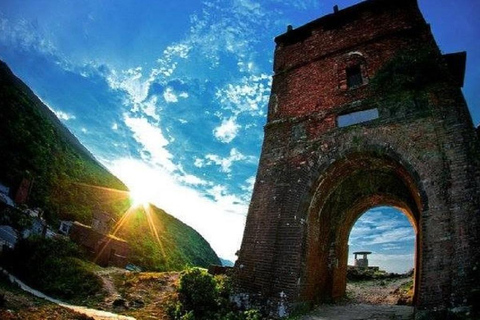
[163, 87, 178, 103]
[123, 115, 176, 172]
[213, 117, 240, 143]
[188, 0, 268, 68]
[205, 148, 248, 173]
[215, 73, 271, 117]
[108, 158, 247, 261]
[107, 67, 154, 111]
[194, 158, 205, 168]
[154, 42, 191, 77]
[179, 174, 209, 186]
[112, 123, 118, 130]
[141, 96, 160, 121]
[0, 15, 57, 55]
[239, 176, 256, 202]
[53, 109, 76, 121]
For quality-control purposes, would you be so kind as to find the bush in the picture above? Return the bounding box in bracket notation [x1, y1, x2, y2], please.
[177, 268, 218, 319]
[168, 268, 263, 320]
[1, 236, 103, 300]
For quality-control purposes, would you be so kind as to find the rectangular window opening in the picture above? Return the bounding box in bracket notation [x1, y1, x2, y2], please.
[337, 108, 379, 127]
[346, 65, 363, 88]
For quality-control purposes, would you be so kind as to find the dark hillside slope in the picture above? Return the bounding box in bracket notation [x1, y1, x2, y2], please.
[0, 60, 127, 223]
[0, 60, 220, 269]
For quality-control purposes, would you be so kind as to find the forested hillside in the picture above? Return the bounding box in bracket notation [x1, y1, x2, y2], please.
[0, 60, 220, 269]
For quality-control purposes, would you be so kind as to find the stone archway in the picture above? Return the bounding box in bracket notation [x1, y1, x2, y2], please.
[233, 0, 480, 318]
[301, 152, 422, 304]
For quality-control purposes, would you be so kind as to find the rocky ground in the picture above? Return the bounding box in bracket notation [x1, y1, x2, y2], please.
[298, 274, 415, 320]
[0, 268, 179, 320]
[1, 267, 413, 320]
[0, 279, 92, 320]
[94, 269, 179, 320]
[346, 276, 413, 305]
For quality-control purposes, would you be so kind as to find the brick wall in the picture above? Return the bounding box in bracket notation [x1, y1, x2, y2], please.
[234, 0, 480, 318]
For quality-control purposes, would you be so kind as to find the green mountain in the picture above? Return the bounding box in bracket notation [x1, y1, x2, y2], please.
[0, 60, 220, 269]
[120, 204, 221, 270]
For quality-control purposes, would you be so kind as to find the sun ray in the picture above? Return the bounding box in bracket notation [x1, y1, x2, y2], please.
[144, 204, 166, 259]
[93, 205, 136, 264]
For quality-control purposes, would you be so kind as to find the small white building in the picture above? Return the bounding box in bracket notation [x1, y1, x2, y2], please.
[0, 225, 18, 250]
[59, 221, 73, 235]
[353, 251, 372, 268]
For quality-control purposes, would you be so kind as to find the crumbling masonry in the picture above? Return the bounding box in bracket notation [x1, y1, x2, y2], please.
[233, 0, 480, 318]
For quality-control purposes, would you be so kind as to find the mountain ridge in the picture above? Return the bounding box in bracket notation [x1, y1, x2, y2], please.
[0, 59, 220, 270]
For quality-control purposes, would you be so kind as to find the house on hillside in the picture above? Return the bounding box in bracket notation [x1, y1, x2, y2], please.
[0, 182, 14, 207]
[91, 211, 115, 235]
[59, 220, 73, 235]
[0, 225, 17, 251]
[69, 212, 129, 268]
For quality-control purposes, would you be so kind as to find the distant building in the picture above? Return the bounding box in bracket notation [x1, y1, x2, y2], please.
[59, 220, 73, 235]
[0, 183, 10, 195]
[14, 177, 32, 205]
[0, 225, 18, 250]
[91, 212, 115, 235]
[69, 212, 129, 268]
[0, 182, 14, 207]
[353, 251, 372, 268]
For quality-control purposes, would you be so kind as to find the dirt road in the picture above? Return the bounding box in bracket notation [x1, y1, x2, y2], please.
[299, 304, 413, 320]
[1, 268, 136, 320]
[298, 276, 414, 320]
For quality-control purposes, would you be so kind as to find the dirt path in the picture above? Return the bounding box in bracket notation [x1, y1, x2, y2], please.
[299, 304, 413, 320]
[346, 277, 412, 305]
[298, 276, 414, 320]
[1, 268, 136, 320]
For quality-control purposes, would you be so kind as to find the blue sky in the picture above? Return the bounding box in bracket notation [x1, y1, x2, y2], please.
[0, 0, 478, 271]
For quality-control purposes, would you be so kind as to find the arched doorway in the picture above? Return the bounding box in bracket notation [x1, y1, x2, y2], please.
[301, 152, 423, 305]
[347, 206, 416, 304]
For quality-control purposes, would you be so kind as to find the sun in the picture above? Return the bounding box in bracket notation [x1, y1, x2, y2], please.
[129, 186, 151, 207]
[112, 159, 159, 208]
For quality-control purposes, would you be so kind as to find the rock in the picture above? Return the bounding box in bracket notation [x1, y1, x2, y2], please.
[129, 298, 145, 309]
[112, 298, 128, 309]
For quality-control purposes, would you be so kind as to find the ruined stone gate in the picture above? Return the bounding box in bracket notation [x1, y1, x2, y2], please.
[233, 0, 480, 318]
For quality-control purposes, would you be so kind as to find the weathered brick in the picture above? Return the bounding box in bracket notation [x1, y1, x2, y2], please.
[233, 0, 480, 318]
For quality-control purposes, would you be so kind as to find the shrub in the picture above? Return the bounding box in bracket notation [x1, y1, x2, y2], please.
[177, 268, 218, 319]
[168, 268, 264, 320]
[1, 236, 103, 300]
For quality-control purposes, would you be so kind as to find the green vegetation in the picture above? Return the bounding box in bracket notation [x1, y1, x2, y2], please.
[0, 60, 220, 271]
[367, 47, 451, 117]
[369, 47, 450, 98]
[0, 60, 129, 224]
[118, 205, 221, 270]
[168, 268, 262, 320]
[1, 236, 103, 301]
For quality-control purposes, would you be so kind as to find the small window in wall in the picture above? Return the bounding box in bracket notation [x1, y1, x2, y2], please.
[346, 65, 363, 88]
[338, 108, 379, 127]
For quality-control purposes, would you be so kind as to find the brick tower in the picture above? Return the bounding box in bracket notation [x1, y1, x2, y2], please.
[234, 0, 480, 318]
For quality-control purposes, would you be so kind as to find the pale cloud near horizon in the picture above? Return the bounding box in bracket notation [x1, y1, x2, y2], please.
[348, 252, 414, 274]
[51, 108, 76, 121]
[108, 157, 247, 261]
